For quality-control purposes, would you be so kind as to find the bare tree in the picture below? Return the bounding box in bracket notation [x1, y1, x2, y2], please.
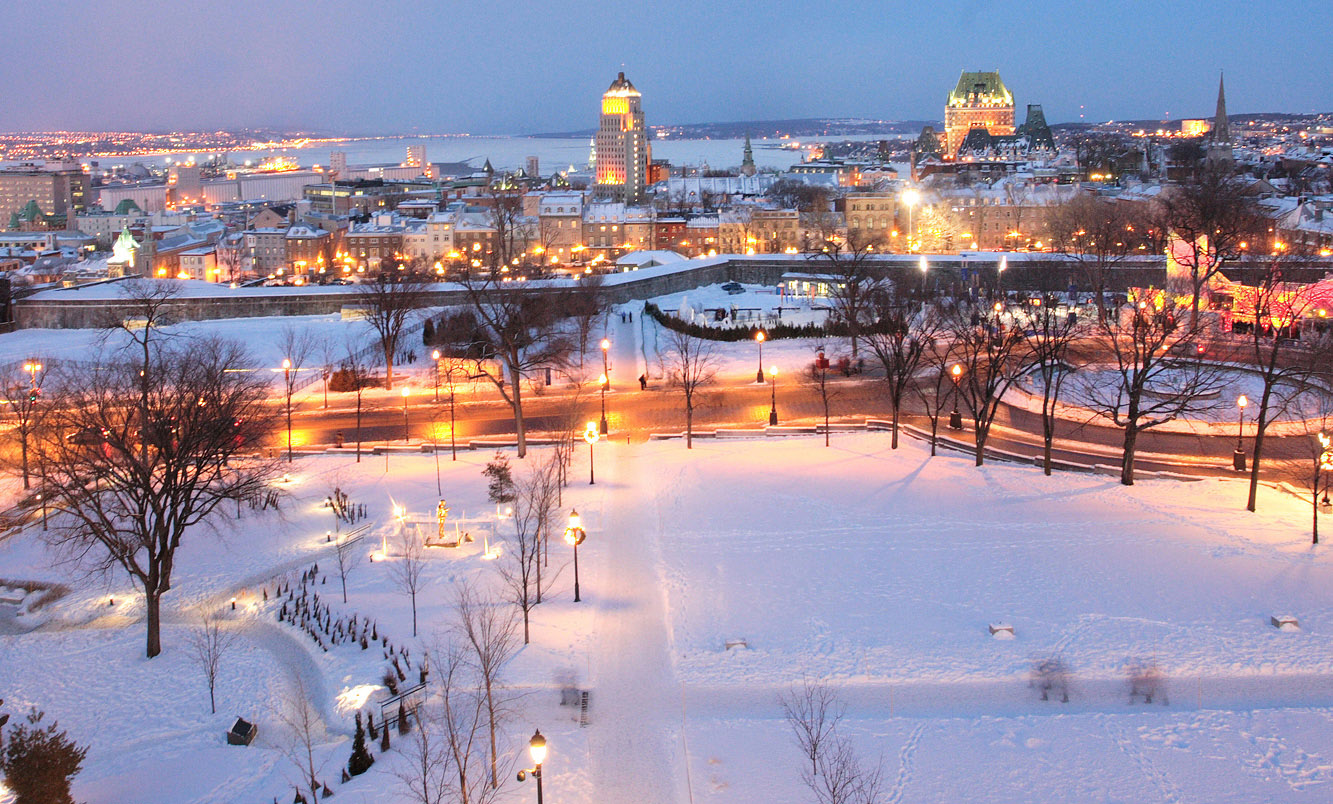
[0, 361, 47, 489]
[104, 279, 181, 466]
[274, 675, 328, 804]
[1283, 405, 1333, 545]
[948, 301, 1033, 466]
[911, 340, 959, 457]
[357, 277, 431, 390]
[186, 616, 236, 715]
[332, 529, 362, 605]
[277, 325, 316, 463]
[1233, 251, 1325, 511]
[781, 679, 884, 804]
[34, 337, 278, 658]
[806, 735, 885, 804]
[779, 677, 845, 778]
[1021, 295, 1081, 475]
[863, 285, 944, 449]
[1153, 161, 1264, 330]
[453, 582, 520, 790]
[806, 236, 882, 360]
[398, 640, 510, 804]
[495, 459, 560, 643]
[391, 528, 427, 637]
[805, 347, 838, 447]
[340, 337, 374, 463]
[660, 327, 719, 449]
[395, 699, 450, 804]
[1082, 303, 1225, 485]
[1048, 193, 1144, 322]
[458, 277, 575, 458]
[316, 334, 341, 410]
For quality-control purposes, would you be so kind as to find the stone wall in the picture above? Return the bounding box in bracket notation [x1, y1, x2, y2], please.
[7, 254, 1188, 329]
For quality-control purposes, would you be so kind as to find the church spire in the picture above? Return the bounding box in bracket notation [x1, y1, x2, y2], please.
[1207, 71, 1234, 164]
[1213, 71, 1230, 145]
[740, 133, 756, 176]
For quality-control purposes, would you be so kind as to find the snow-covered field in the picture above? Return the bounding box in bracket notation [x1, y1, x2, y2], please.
[2, 429, 1333, 802]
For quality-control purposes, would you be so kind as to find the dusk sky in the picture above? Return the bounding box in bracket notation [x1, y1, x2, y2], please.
[9, 0, 1332, 135]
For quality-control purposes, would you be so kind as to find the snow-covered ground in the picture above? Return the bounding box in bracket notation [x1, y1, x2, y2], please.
[2, 430, 1333, 802]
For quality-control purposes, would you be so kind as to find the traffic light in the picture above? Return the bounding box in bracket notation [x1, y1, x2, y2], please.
[28, 388, 38, 403]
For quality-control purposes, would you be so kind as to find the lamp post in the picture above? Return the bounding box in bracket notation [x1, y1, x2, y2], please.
[949, 363, 964, 430]
[517, 729, 546, 804]
[401, 387, 410, 442]
[755, 331, 766, 383]
[564, 509, 587, 602]
[431, 349, 441, 403]
[599, 338, 610, 435]
[584, 421, 599, 485]
[282, 358, 293, 462]
[1234, 394, 1248, 471]
[902, 188, 920, 252]
[768, 365, 778, 426]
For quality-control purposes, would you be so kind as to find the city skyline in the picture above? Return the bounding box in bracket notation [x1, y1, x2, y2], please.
[6, 0, 1332, 135]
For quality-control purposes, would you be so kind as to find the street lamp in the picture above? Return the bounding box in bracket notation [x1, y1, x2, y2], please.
[517, 729, 546, 804]
[1234, 394, 1248, 472]
[998, 255, 1007, 298]
[902, 188, 920, 252]
[584, 421, 599, 485]
[599, 338, 611, 435]
[768, 365, 779, 426]
[564, 509, 587, 602]
[431, 349, 441, 402]
[755, 331, 766, 383]
[949, 363, 964, 430]
[282, 358, 293, 463]
[401, 387, 411, 442]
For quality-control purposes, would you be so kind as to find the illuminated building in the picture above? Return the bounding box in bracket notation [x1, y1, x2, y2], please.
[943, 71, 1015, 157]
[595, 72, 650, 204]
[1180, 119, 1211, 137]
[0, 161, 89, 227]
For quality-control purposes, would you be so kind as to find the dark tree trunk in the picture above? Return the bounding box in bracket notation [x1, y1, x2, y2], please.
[146, 590, 162, 658]
[1120, 424, 1140, 486]
[510, 361, 527, 458]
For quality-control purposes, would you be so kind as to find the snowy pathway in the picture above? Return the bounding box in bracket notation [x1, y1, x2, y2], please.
[586, 442, 688, 803]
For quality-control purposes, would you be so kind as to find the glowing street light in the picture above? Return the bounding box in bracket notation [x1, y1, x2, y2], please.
[564, 509, 587, 602]
[517, 730, 547, 803]
[902, 188, 920, 252]
[1234, 394, 1248, 471]
[919, 255, 929, 292]
[949, 364, 964, 430]
[599, 337, 611, 435]
[282, 358, 293, 463]
[584, 421, 599, 485]
[755, 331, 766, 383]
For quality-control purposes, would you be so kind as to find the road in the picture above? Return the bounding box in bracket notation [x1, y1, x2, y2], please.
[283, 374, 1314, 480]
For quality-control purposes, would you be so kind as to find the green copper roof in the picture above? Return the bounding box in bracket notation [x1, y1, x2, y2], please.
[948, 71, 1012, 107]
[113, 198, 142, 215]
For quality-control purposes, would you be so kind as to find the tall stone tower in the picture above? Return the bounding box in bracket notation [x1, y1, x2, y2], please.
[740, 133, 756, 176]
[1207, 72, 1234, 164]
[595, 72, 650, 203]
[943, 70, 1015, 158]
